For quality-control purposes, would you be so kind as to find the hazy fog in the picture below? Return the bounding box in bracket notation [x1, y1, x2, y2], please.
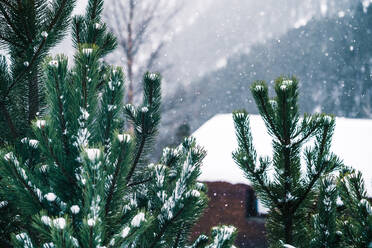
[52, 0, 353, 95]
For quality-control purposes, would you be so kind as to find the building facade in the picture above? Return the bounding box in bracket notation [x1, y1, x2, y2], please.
[191, 181, 267, 248]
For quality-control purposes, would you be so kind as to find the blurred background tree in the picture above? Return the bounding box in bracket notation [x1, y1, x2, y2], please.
[103, 0, 182, 104]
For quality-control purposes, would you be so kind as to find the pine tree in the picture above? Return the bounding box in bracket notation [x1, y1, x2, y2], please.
[0, 0, 77, 245]
[0, 0, 237, 247]
[310, 176, 341, 248]
[232, 77, 342, 247]
[337, 169, 372, 247]
[0, 0, 76, 145]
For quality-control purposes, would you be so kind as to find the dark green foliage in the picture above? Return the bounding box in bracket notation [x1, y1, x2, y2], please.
[123, 72, 162, 184]
[310, 176, 341, 248]
[0, 1, 77, 238]
[337, 170, 372, 247]
[72, 0, 116, 57]
[233, 77, 342, 247]
[0, 0, 75, 240]
[0, 58, 236, 247]
[0, 0, 237, 247]
[0, 0, 77, 144]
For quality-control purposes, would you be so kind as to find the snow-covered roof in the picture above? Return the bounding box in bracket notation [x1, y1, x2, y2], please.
[193, 114, 372, 198]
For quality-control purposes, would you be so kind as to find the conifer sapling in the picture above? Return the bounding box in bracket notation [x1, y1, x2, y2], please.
[337, 169, 372, 247]
[0, 0, 237, 247]
[232, 77, 342, 247]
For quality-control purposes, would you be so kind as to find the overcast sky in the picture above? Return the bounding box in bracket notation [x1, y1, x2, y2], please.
[52, 0, 213, 59]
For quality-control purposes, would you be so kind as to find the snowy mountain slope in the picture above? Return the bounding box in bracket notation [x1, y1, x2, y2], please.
[158, 1, 372, 157]
[193, 114, 372, 197]
[160, 0, 354, 90]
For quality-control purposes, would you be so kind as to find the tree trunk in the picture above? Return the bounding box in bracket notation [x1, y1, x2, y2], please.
[127, 57, 134, 104]
[284, 212, 293, 244]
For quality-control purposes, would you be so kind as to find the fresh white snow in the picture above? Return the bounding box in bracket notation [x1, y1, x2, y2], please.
[36, 120, 46, 129]
[85, 148, 101, 161]
[121, 226, 131, 238]
[131, 212, 145, 227]
[41, 31, 48, 38]
[53, 218, 66, 229]
[44, 193, 57, 202]
[87, 218, 96, 227]
[41, 216, 52, 226]
[0, 201, 8, 208]
[48, 60, 58, 67]
[82, 48, 93, 55]
[141, 106, 149, 113]
[192, 114, 372, 213]
[282, 244, 296, 248]
[70, 205, 80, 214]
[118, 134, 131, 143]
[28, 139, 39, 148]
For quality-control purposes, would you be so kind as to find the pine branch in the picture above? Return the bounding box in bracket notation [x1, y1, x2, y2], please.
[104, 148, 126, 216]
[7, 160, 43, 210]
[127, 177, 151, 187]
[172, 227, 183, 248]
[0, 101, 18, 139]
[293, 125, 329, 211]
[0, 4, 27, 43]
[256, 93, 284, 144]
[245, 160, 277, 205]
[125, 132, 145, 183]
[234, 113, 278, 205]
[125, 110, 148, 183]
[40, 130, 76, 186]
[5, 0, 71, 98]
[292, 123, 319, 147]
[149, 207, 184, 248]
[46, 0, 70, 31]
[350, 177, 363, 201]
[72, 17, 81, 45]
[0, 0, 15, 11]
[0, 33, 23, 48]
[280, 89, 293, 220]
[89, 0, 99, 21]
[52, 69, 70, 157]
[18, 3, 33, 43]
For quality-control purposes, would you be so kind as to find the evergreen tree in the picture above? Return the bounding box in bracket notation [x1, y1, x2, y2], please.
[310, 176, 341, 248]
[0, 0, 76, 145]
[232, 77, 342, 247]
[0, 0, 237, 247]
[337, 170, 372, 247]
[0, 0, 76, 245]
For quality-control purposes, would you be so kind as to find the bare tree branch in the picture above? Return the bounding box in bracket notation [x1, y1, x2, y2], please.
[145, 42, 165, 70]
[103, 0, 182, 103]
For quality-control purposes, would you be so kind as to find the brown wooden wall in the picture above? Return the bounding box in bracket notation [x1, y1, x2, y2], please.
[191, 181, 268, 248]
